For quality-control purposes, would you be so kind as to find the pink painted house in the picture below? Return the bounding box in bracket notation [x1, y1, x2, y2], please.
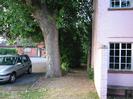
[92, 0, 133, 98]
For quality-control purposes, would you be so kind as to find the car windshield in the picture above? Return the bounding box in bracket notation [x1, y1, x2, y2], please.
[0, 56, 16, 65]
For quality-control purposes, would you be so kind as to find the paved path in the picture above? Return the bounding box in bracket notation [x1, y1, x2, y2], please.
[30, 57, 47, 73]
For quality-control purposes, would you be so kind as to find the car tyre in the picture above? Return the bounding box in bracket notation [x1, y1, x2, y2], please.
[9, 73, 16, 83]
[27, 67, 32, 74]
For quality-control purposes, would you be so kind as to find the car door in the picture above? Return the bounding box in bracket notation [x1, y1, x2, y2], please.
[21, 55, 30, 72]
[15, 57, 25, 75]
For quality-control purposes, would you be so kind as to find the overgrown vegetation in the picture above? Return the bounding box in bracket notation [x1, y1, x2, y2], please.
[87, 66, 94, 80]
[59, 0, 93, 72]
[0, 48, 17, 55]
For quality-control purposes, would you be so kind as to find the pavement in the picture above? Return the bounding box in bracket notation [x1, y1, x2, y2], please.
[30, 57, 47, 73]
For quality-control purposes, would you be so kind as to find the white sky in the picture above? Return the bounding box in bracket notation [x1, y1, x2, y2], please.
[0, 37, 6, 42]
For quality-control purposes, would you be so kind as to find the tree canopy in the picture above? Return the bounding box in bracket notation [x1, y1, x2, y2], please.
[0, 0, 93, 76]
[0, 0, 43, 42]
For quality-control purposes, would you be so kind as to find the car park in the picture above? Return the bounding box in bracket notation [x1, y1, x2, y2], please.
[0, 55, 32, 83]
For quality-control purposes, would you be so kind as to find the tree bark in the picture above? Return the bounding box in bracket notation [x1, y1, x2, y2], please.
[32, 4, 61, 78]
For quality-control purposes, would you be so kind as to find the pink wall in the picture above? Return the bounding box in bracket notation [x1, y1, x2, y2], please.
[108, 73, 133, 86]
[29, 48, 37, 57]
[97, 0, 133, 43]
[92, 0, 133, 98]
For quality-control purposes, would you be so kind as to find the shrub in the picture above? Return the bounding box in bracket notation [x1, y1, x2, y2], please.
[0, 48, 17, 55]
[87, 66, 94, 80]
[60, 53, 70, 74]
[61, 62, 69, 75]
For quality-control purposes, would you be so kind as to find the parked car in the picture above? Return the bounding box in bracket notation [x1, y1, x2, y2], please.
[0, 54, 32, 83]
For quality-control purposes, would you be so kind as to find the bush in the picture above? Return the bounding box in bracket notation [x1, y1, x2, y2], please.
[59, 28, 82, 74]
[61, 62, 69, 75]
[0, 48, 17, 55]
[87, 66, 94, 80]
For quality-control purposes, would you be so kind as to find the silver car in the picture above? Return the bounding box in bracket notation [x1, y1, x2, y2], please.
[0, 55, 32, 83]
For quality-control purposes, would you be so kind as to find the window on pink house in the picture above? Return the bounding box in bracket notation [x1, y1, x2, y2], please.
[109, 43, 132, 70]
[111, 0, 133, 8]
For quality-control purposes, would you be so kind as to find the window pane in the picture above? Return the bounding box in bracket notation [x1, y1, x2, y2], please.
[110, 57, 114, 62]
[115, 50, 119, 56]
[122, 44, 126, 49]
[110, 64, 114, 69]
[127, 50, 131, 56]
[110, 43, 114, 49]
[115, 57, 119, 63]
[121, 64, 126, 69]
[127, 57, 131, 63]
[110, 50, 114, 56]
[112, 2, 115, 7]
[121, 57, 126, 63]
[111, 0, 132, 8]
[121, 50, 126, 56]
[115, 43, 119, 49]
[121, 0, 127, 7]
[127, 0, 131, 7]
[127, 64, 131, 69]
[115, 64, 119, 69]
[109, 43, 132, 70]
[127, 44, 131, 49]
[115, 0, 120, 7]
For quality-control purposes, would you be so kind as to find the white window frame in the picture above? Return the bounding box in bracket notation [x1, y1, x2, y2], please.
[110, 0, 133, 8]
[109, 43, 133, 71]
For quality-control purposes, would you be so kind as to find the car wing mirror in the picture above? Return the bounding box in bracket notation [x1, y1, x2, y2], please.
[16, 62, 21, 65]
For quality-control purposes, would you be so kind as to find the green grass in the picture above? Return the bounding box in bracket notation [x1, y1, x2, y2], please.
[0, 92, 11, 99]
[19, 89, 47, 99]
[87, 92, 99, 99]
[0, 89, 47, 99]
[0, 90, 98, 99]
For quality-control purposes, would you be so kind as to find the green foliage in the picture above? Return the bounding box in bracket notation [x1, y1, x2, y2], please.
[59, 28, 82, 69]
[17, 38, 36, 47]
[59, 0, 92, 71]
[87, 66, 94, 80]
[0, 0, 43, 42]
[61, 62, 69, 75]
[0, 48, 17, 55]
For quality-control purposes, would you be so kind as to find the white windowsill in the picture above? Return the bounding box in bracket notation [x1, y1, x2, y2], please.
[108, 70, 133, 74]
[108, 7, 133, 11]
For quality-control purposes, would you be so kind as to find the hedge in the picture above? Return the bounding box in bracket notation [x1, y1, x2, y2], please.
[0, 48, 17, 55]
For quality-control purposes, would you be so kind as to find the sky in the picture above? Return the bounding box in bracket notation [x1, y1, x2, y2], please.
[0, 37, 6, 44]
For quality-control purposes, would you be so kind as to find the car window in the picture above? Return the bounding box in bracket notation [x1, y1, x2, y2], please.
[16, 57, 22, 63]
[22, 56, 29, 62]
[0, 57, 16, 65]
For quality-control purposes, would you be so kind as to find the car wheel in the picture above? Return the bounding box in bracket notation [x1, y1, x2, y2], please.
[27, 67, 32, 74]
[9, 73, 16, 83]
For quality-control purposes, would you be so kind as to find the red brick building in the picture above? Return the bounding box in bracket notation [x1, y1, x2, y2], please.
[0, 42, 46, 57]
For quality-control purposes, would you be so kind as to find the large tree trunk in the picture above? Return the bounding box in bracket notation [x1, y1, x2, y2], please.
[32, 4, 61, 78]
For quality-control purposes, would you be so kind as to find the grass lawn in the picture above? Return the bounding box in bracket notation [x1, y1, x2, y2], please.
[0, 88, 98, 99]
[0, 89, 47, 99]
